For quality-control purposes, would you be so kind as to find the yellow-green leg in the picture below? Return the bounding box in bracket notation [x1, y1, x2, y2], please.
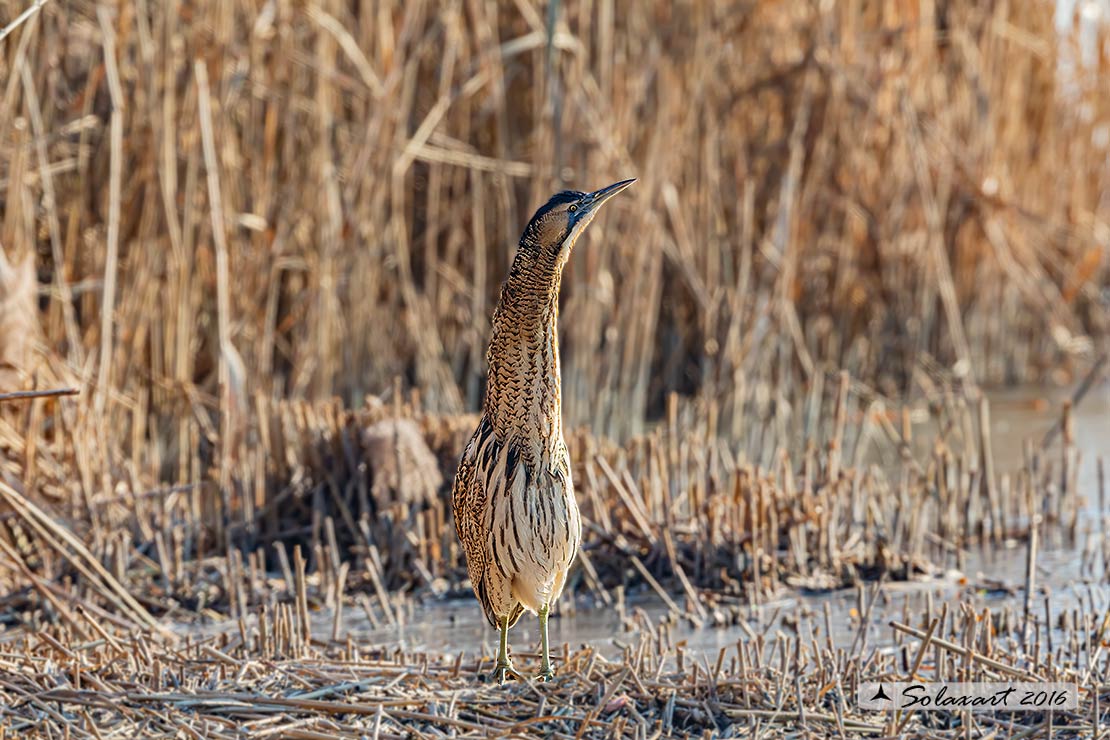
[535, 603, 554, 681]
[486, 614, 514, 684]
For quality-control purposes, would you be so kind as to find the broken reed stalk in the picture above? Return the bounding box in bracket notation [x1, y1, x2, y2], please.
[890, 620, 1044, 683]
[0, 387, 79, 403]
[0, 0, 48, 43]
[0, 479, 170, 637]
[0, 588, 1103, 738]
[1022, 474, 1039, 652]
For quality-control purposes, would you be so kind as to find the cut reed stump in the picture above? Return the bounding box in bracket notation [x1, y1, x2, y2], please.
[0, 590, 1102, 738]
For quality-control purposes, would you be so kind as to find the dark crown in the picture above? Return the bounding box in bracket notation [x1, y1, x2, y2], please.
[528, 190, 584, 225]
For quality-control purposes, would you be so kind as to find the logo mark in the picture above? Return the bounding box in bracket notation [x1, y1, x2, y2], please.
[870, 684, 891, 702]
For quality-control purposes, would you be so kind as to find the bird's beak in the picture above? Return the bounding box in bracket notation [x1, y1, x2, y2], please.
[578, 178, 636, 216]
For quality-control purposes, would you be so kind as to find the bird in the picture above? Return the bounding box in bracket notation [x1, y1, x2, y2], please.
[453, 178, 635, 683]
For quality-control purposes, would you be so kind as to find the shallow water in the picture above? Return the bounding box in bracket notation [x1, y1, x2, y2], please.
[330, 546, 1105, 666]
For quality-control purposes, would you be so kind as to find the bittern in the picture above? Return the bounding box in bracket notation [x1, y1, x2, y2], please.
[453, 178, 635, 682]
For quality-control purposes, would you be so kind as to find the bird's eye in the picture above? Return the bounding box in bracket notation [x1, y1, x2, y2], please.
[568, 205, 577, 212]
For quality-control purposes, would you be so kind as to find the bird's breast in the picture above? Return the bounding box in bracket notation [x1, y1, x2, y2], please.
[489, 442, 579, 573]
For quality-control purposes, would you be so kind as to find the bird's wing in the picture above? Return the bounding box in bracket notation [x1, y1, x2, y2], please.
[452, 425, 484, 583]
[454, 418, 504, 621]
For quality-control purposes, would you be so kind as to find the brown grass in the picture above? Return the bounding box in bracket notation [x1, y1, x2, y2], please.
[0, 589, 1104, 737]
[2, 0, 1108, 425]
[0, 0, 1108, 653]
[0, 382, 1098, 638]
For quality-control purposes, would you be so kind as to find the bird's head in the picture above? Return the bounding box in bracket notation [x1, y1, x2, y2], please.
[519, 179, 636, 268]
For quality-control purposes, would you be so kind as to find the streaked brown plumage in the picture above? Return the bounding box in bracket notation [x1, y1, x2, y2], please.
[453, 179, 635, 682]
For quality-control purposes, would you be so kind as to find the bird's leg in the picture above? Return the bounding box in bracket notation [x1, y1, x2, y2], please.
[535, 603, 554, 681]
[485, 614, 514, 684]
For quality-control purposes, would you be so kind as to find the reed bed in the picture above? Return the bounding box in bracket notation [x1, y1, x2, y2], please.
[0, 0, 1107, 587]
[1, 0, 1108, 474]
[0, 377, 1101, 634]
[1, 587, 1109, 738]
[2, 0, 1110, 734]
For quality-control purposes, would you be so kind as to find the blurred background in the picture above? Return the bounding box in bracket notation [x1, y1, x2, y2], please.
[0, 0, 1108, 599]
[3, 0, 1108, 429]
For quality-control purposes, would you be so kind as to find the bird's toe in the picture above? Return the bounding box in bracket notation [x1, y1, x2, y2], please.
[484, 661, 515, 685]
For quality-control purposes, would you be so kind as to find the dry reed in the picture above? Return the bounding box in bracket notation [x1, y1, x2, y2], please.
[1, 1, 1110, 733]
[0, 587, 1106, 738]
[0, 0, 1105, 588]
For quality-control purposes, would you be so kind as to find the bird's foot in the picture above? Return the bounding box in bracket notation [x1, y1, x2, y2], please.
[484, 660, 515, 685]
[533, 667, 555, 682]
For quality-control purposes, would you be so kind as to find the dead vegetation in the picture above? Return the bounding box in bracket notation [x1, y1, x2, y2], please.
[0, 0, 1105, 598]
[1, 0, 1110, 735]
[0, 381, 1100, 634]
[0, 587, 1106, 738]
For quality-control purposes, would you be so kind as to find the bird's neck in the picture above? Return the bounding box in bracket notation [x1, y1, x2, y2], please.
[483, 254, 565, 465]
